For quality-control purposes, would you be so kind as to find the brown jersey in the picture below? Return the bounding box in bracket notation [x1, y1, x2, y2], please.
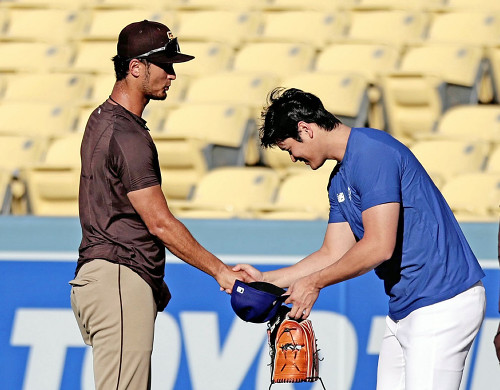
[76, 100, 171, 311]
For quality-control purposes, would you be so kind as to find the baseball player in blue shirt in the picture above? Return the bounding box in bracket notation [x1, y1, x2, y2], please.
[234, 88, 486, 390]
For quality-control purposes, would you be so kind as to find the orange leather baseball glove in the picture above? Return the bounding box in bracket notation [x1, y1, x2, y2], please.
[267, 307, 325, 388]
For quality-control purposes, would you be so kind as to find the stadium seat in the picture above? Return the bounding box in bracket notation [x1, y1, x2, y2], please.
[170, 167, 280, 219]
[281, 72, 370, 128]
[42, 133, 83, 167]
[2, 73, 92, 104]
[22, 165, 80, 216]
[346, 10, 429, 46]
[353, 0, 445, 10]
[486, 45, 500, 103]
[427, 105, 500, 144]
[381, 44, 486, 138]
[184, 71, 279, 113]
[255, 11, 348, 48]
[260, 0, 352, 11]
[409, 139, 490, 187]
[0, 42, 73, 73]
[0, 103, 78, 136]
[250, 170, 334, 220]
[0, 135, 46, 172]
[315, 43, 400, 84]
[2, 8, 87, 43]
[395, 44, 485, 108]
[426, 11, 500, 46]
[380, 73, 443, 139]
[233, 42, 316, 79]
[444, 0, 500, 10]
[486, 144, 500, 173]
[0, 0, 86, 8]
[21, 134, 83, 216]
[169, 0, 266, 10]
[175, 10, 261, 48]
[83, 9, 168, 41]
[71, 41, 117, 74]
[154, 103, 254, 199]
[176, 42, 234, 78]
[86, 0, 163, 8]
[441, 172, 500, 221]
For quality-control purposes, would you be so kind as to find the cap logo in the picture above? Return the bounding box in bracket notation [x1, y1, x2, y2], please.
[237, 286, 245, 294]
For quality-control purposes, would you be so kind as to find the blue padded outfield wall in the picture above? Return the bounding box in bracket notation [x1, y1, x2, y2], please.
[0, 217, 498, 390]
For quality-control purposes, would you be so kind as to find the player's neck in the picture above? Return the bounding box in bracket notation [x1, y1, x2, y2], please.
[109, 81, 147, 117]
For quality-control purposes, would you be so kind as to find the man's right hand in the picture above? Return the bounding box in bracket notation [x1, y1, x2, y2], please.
[232, 264, 264, 283]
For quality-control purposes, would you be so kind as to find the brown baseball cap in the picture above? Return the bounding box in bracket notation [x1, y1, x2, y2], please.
[117, 20, 194, 64]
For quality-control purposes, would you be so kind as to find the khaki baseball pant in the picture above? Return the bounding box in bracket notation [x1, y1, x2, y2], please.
[376, 281, 486, 390]
[70, 259, 157, 390]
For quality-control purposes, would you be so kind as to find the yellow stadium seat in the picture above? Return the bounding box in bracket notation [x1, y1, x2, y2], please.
[233, 42, 316, 79]
[169, 0, 265, 10]
[441, 172, 500, 221]
[23, 166, 80, 216]
[0, 42, 73, 72]
[84, 10, 168, 41]
[346, 10, 429, 46]
[316, 43, 400, 84]
[170, 167, 280, 219]
[0, 0, 86, 8]
[400, 44, 484, 91]
[86, 0, 163, 9]
[409, 139, 490, 187]
[176, 42, 234, 78]
[250, 170, 334, 220]
[381, 44, 486, 137]
[2, 73, 92, 104]
[83, 74, 116, 107]
[0, 103, 78, 136]
[427, 11, 500, 46]
[176, 10, 261, 48]
[0, 135, 46, 172]
[256, 11, 348, 48]
[486, 145, 500, 173]
[380, 73, 443, 139]
[71, 41, 116, 74]
[184, 71, 279, 112]
[354, 0, 445, 10]
[3, 9, 88, 43]
[154, 103, 253, 199]
[282, 72, 370, 128]
[260, 0, 352, 11]
[444, 0, 500, 11]
[428, 105, 500, 144]
[486, 46, 500, 103]
[43, 133, 83, 166]
[21, 134, 83, 216]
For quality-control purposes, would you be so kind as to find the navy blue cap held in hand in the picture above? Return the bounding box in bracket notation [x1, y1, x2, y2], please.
[231, 280, 289, 323]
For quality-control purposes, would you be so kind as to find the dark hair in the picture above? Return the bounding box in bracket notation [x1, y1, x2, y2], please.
[259, 87, 342, 148]
[112, 55, 131, 81]
[112, 55, 150, 81]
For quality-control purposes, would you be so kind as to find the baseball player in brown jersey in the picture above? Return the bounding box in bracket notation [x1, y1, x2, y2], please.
[69, 20, 243, 389]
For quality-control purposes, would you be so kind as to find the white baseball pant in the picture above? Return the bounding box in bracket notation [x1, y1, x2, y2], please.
[376, 281, 486, 390]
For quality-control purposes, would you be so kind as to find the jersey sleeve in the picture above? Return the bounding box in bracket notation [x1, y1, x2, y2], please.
[110, 131, 160, 193]
[328, 190, 347, 223]
[353, 143, 402, 211]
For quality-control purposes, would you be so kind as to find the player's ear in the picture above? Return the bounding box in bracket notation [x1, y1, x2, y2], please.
[129, 59, 142, 78]
[298, 121, 313, 139]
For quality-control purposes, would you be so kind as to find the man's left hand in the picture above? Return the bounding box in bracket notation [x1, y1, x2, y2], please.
[284, 274, 321, 320]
